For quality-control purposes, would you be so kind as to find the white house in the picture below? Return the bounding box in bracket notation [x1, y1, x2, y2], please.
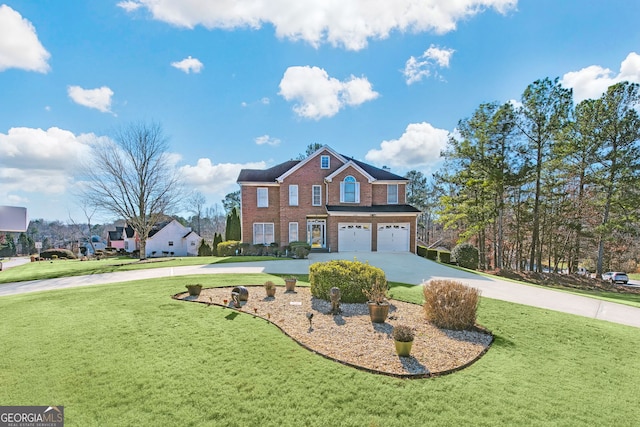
[144, 219, 201, 258]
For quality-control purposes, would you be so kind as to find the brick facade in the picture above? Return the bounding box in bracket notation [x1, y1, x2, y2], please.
[237, 146, 420, 253]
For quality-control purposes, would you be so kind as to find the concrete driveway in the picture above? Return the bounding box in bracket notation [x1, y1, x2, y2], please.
[1, 252, 639, 328]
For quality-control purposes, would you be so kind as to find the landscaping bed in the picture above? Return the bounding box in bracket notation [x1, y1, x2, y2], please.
[175, 285, 493, 378]
[493, 269, 640, 294]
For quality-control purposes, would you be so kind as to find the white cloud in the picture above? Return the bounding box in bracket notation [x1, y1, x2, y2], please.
[255, 135, 281, 146]
[0, 127, 93, 195]
[561, 52, 640, 102]
[179, 158, 266, 196]
[67, 85, 114, 113]
[279, 66, 378, 119]
[126, 0, 516, 51]
[171, 56, 204, 73]
[117, 1, 143, 12]
[365, 122, 449, 168]
[0, 5, 50, 73]
[404, 44, 454, 84]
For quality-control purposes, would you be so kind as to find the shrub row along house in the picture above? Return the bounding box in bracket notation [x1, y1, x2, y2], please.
[237, 145, 420, 253]
[107, 219, 201, 257]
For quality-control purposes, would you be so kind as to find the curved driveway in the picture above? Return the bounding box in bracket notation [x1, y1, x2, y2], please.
[1, 253, 639, 328]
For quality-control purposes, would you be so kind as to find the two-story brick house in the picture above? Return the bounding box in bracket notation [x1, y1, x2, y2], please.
[237, 145, 421, 253]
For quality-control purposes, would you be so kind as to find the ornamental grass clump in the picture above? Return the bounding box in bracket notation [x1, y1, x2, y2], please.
[422, 279, 480, 330]
[392, 325, 415, 342]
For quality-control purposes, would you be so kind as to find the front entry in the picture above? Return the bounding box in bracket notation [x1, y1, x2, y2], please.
[307, 219, 326, 249]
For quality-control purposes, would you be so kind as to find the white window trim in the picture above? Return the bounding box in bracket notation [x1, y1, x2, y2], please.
[387, 184, 398, 204]
[289, 185, 298, 206]
[257, 187, 268, 208]
[312, 185, 322, 206]
[320, 155, 330, 169]
[253, 223, 275, 245]
[340, 176, 360, 203]
[289, 222, 298, 242]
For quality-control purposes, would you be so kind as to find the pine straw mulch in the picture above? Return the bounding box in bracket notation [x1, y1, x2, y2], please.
[174, 285, 493, 379]
[492, 269, 640, 294]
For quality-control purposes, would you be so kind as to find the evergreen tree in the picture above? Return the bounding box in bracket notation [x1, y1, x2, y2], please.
[225, 207, 241, 241]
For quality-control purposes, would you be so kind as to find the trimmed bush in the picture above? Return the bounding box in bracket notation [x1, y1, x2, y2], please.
[40, 248, 77, 260]
[309, 259, 387, 303]
[288, 241, 310, 259]
[426, 249, 438, 261]
[217, 240, 240, 257]
[438, 251, 451, 264]
[451, 242, 479, 270]
[422, 279, 480, 330]
[417, 245, 428, 258]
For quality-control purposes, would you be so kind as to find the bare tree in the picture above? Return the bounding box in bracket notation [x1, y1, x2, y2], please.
[186, 191, 206, 235]
[80, 121, 182, 259]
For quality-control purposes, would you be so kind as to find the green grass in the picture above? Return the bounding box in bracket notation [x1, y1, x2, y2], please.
[1, 274, 638, 426]
[0, 256, 280, 284]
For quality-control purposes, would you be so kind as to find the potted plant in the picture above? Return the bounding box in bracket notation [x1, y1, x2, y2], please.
[392, 325, 415, 357]
[362, 279, 390, 323]
[284, 276, 297, 292]
[264, 280, 276, 297]
[186, 284, 203, 297]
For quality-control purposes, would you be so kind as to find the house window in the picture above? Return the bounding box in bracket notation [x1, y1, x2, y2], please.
[168, 241, 174, 246]
[289, 185, 298, 206]
[289, 222, 298, 242]
[320, 155, 330, 169]
[387, 184, 398, 204]
[257, 187, 268, 207]
[253, 223, 275, 245]
[340, 175, 360, 203]
[312, 185, 322, 206]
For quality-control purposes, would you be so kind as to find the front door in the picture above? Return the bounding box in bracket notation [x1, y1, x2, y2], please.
[307, 219, 326, 249]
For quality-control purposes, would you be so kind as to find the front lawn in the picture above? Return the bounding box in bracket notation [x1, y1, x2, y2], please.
[1, 274, 638, 426]
[0, 256, 279, 284]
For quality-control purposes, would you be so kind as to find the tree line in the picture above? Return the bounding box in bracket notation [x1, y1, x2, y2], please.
[407, 79, 640, 275]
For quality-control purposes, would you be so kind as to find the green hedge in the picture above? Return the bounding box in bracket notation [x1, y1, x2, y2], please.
[417, 245, 428, 257]
[452, 242, 479, 270]
[287, 241, 310, 259]
[309, 259, 387, 303]
[438, 251, 451, 264]
[217, 240, 240, 257]
[426, 249, 438, 261]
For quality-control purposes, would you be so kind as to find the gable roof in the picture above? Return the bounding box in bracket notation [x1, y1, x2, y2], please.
[325, 160, 376, 183]
[276, 145, 346, 182]
[236, 145, 407, 184]
[237, 160, 300, 183]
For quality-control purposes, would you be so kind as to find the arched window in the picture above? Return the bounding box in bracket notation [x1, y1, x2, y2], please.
[340, 175, 360, 203]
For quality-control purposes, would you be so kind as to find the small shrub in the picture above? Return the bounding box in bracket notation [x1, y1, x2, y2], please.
[451, 242, 479, 270]
[362, 279, 388, 304]
[40, 248, 77, 260]
[263, 280, 276, 290]
[426, 249, 438, 261]
[217, 240, 240, 257]
[438, 251, 451, 264]
[309, 259, 386, 303]
[288, 241, 310, 259]
[198, 240, 212, 256]
[423, 279, 480, 330]
[392, 325, 415, 342]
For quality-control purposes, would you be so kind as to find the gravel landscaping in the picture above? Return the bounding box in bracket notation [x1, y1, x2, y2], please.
[176, 285, 493, 378]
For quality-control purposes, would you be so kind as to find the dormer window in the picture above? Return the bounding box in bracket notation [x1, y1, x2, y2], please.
[340, 175, 360, 203]
[320, 155, 330, 169]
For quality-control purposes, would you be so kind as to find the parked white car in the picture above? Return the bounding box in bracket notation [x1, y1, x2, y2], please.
[601, 272, 629, 285]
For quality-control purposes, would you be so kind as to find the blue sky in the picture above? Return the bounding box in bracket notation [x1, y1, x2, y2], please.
[1, 0, 639, 223]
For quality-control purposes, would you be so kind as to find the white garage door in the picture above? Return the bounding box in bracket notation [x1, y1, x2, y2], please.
[338, 223, 371, 252]
[377, 223, 410, 252]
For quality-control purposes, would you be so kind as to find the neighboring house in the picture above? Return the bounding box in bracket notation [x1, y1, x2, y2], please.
[144, 219, 201, 258]
[107, 225, 137, 252]
[81, 235, 107, 255]
[236, 145, 421, 253]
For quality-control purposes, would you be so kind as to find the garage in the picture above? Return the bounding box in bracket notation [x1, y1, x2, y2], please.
[377, 223, 410, 252]
[338, 223, 371, 252]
